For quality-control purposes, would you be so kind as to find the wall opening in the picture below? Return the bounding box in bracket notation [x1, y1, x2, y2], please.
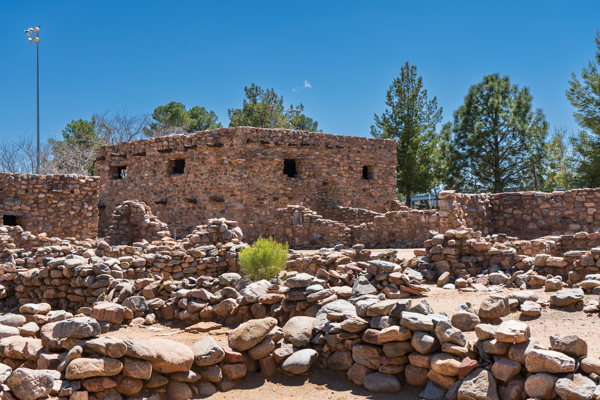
[110, 166, 127, 180]
[362, 165, 373, 180]
[172, 159, 185, 174]
[284, 159, 297, 178]
[2, 215, 19, 226]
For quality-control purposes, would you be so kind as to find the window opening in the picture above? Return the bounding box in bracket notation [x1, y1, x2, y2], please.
[111, 166, 127, 180]
[3, 215, 18, 226]
[283, 159, 297, 178]
[172, 159, 185, 174]
[362, 166, 373, 180]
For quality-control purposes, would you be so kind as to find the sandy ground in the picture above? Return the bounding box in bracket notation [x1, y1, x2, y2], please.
[101, 282, 600, 399]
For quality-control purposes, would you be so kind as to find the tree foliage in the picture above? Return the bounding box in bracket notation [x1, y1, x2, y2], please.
[228, 84, 319, 131]
[145, 101, 222, 137]
[49, 117, 103, 175]
[566, 30, 600, 187]
[542, 126, 579, 191]
[439, 73, 548, 193]
[370, 62, 442, 206]
[238, 237, 289, 281]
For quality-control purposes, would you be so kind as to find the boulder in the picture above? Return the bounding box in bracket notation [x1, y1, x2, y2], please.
[457, 368, 498, 400]
[524, 373, 557, 399]
[451, 311, 480, 331]
[431, 353, 461, 377]
[352, 345, 383, 369]
[491, 358, 521, 382]
[525, 349, 575, 373]
[91, 303, 126, 325]
[283, 316, 315, 347]
[165, 381, 192, 400]
[0, 325, 20, 339]
[411, 332, 440, 355]
[0, 314, 27, 327]
[18, 303, 51, 315]
[494, 320, 530, 343]
[65, 358, 123, 380]
[247, 337, 275, 360]
[227, 317, 277, 351]
[191, 337, 225, 367]
[401, 312, 434, 331]
[52, 317, 101, 339]
[555, 373, 596, 400]
[146, 339, 194, 374]
[280, 349, 318, 374]
[420, 381, 447, 400]
[478, 298, 505, 320]
[549, 289, 584, 307]
[363, 372, 401, 393]
[122, 358, 152, 380]
[550, 335, 587, 358]
[520, 301, 541, 317]
[347, 363, 372, 386]
[6, 368, 55, 400]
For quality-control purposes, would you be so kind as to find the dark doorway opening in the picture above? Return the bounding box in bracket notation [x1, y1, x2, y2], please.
[362, 165, 373, 180]
[284, 159, 297, 178]
[111, 166, 127, 180]
[172, 159, 185, 174]
[3, 215, 18, 226]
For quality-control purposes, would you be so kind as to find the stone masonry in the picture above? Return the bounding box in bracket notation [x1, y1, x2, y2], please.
[94, 127, 398, 241]
[0, 173, 99, 239]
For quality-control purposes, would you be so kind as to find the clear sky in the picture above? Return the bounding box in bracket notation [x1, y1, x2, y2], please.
[1, 1, 599, 144]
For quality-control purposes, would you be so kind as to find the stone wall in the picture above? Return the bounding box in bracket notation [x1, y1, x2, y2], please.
[0, 173, 99, 239]
[95, 127, 397, 242]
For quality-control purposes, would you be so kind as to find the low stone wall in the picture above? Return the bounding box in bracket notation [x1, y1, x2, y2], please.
[0, 173, 99, 240]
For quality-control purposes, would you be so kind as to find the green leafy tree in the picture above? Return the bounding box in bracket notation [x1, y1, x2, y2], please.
[49, 117, 103, 175]
[566, 30, 600, 187]
[370, 62, 442, 206]
[440, 73, 548, 193]
[145, 101, 221, 137]
[542, 126, 579, 191]
[228, 84, 319, 130]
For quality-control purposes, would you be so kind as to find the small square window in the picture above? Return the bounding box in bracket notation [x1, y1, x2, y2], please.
[362, 166, 373, 180]
[284, 159, 297, 178]
[172, 159, 185, 174]
[2, 215, 19, 226]
[110, 166, 127, 180]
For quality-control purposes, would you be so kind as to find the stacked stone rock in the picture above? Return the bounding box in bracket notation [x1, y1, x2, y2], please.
[3, 294, 600, 399]
[104, 201, 171, 246]
[0, 173, 99, 240]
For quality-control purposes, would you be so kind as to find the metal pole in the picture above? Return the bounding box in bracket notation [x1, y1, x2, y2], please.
[36, 41, 40, 174]
[270, 113, 274, 129]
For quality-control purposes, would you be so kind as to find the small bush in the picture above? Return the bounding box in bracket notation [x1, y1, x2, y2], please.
[239, 237, 289, 281]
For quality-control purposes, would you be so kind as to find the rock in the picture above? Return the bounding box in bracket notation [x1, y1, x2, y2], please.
[115, 376, 143, 395]
[478, 298, 505, 320]
[420, 381, 447, 400]
[0, 363, 12, 385]
[458, 357, 480, 380]
[227, 317, 277, 351]
[91, 303, 126, 325]
[489, 272, 509, 285]
[146, 339, 194, 374]
[494, 320, 530, 343]
[191, 337, 225, 367]
[57, 345, 83, 373]
[581, 357, 600, 375]
[555, 373, 596, 400]
[18, 322, 39, 337]
[524, 373, 558, 399]
[280, 349, 319, 374]
[347, 363, 373, 386]
[474, 324, 496, 341]
[520, 301, 541, 317]
[428, 369, 457, 390]
[405, 364, 429, 387]
[123, 340, 157, 361]
[0, 314, 26, 327]
[0, 325, 20, 339]
[501, 379, 525, 400]
[525, 349, 575, 373]
[437, 272, 451, 287]
[165, 381, 192, 400]
[435, 320, 466, 347]
[196, 381, 217, 396]
[411, 332, 440, 355]
[457, 368, 498, 400]
[248, 337, 275, 360]
[431, 353, 461, 376]
[363, 372, 401, 393]
[401, 312, 434, 331]
[84, 338, 127, 358]
[221, 363, 246, 380]
[6, 368, 55, 400]
[52, 317, 101, 339]
[508, 291, 539, 304]
[340, 317, 369, 333]
[550, 289, 584, 307]
[327, 351, 353, 370]
[122, 297, 147, 313]
[283, 316, 315, 347]
[451, 311, 480, 331]
[352, 276, 377, 296]
[285, 273, 314, 288]
[18, 303, 51, 315]
[550, 334, 588, 358]
[352, 345, 382, 369]
[65, 358, 123, 380]
[382, 341, 413, 358]
[122, 358, 152, 380]
[491, 358, 521, 382]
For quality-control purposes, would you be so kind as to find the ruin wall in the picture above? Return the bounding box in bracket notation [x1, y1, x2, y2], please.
[94, 127, 397, 242]
[0, 173, 99, 239]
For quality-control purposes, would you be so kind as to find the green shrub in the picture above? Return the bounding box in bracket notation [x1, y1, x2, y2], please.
[238, 237, 289, 281]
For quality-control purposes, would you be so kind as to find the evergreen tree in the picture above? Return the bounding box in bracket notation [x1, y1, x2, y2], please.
[440, 74, 548, 193]
[370, 62, 442, 206]
[566, 30, 600, 187]
[145, 102, 221, 137]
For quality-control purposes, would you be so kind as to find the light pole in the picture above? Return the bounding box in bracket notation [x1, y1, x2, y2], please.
[25, 25, 40, 174]
[268, 105, 274, 128]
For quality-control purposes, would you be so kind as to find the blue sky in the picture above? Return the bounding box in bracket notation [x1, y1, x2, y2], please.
[0, 1, 599, 144]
